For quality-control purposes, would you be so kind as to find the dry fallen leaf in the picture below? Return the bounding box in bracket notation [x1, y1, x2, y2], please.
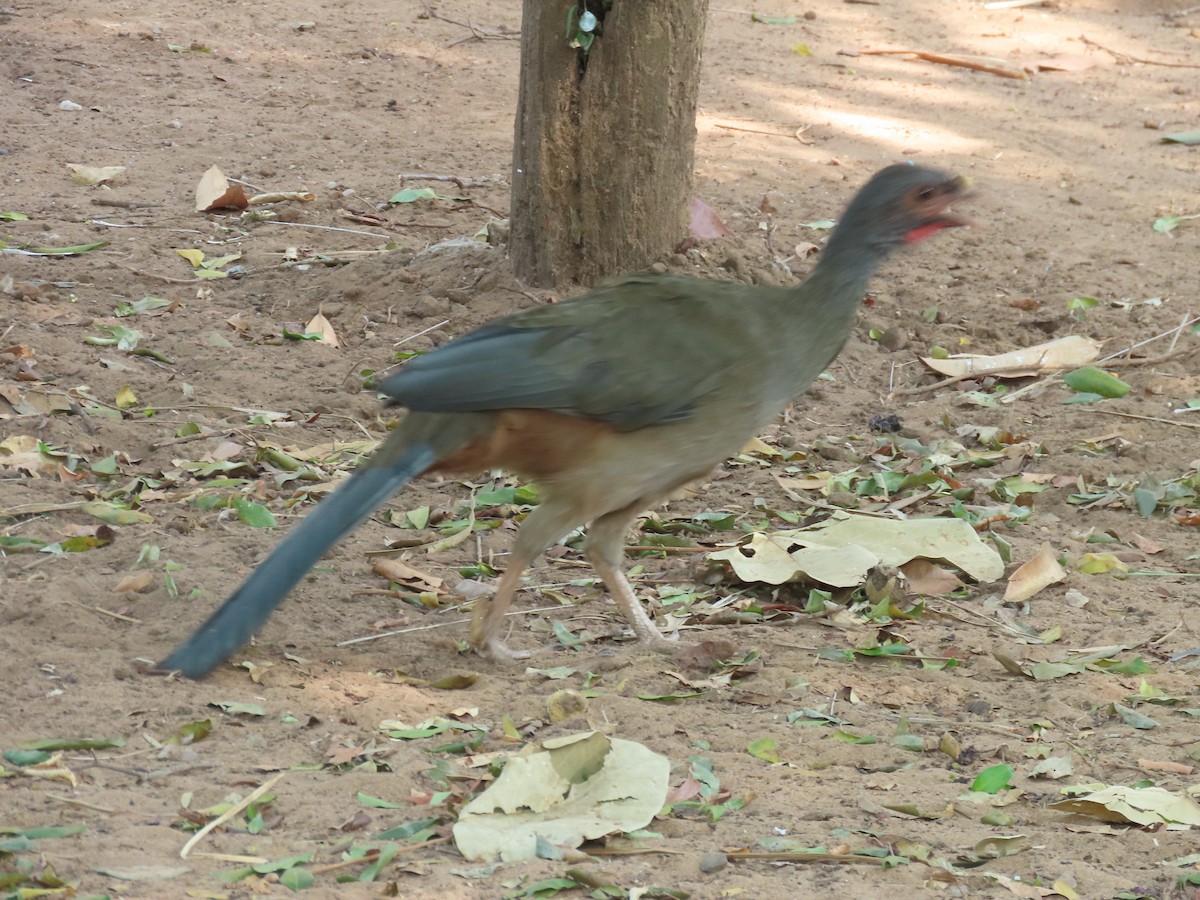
[115, 571, 155, 593]
[901, 558, 963, 595]
[195, 165, 249, 212]
[689, 196, 731, 238]
[249, 190, 315, 205]
[372, 558, 443, 593]
[921, 334, 1101, 378]
[304, 311, 340, 347]
[1129, 532, 1164, 554]
[66, 163, 127, 185]
[1003, 542, 1066, 603]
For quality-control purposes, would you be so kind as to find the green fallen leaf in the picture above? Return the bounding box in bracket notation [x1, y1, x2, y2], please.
[4, 749, 51, 766]
[357, 791, 406, 809]
[1161, 129, 1200, 145]
[281, 324, 321, 341]
[747, 738, 780, 763]
[1111, 702, 1158, 730]
[376, 816, 441, 840]
[891, 734, 925, 752]
[114, 296, 172, 317]
[751, 13, 797, 24]
[830, 730, 876, 745]
[1133, 487, 1158, 517]
[387, 187, 469, 204]
[17, 736, 125, 751]
[84, 324, 143, 351]
[1066, 295, 1098, 318]
[1, 238, 108, 256]
[234, 499, 276, 528]
[1062, 366, 1130, 398]
[970, 763, 1014, 794]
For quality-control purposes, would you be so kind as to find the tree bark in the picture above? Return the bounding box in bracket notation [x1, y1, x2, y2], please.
[510, 0, 708, 287]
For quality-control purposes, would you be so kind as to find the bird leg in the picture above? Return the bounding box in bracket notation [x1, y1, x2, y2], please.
[468, 548, 539, 661]
[585, 510, 675, 650]
[469, 501, 583, 661]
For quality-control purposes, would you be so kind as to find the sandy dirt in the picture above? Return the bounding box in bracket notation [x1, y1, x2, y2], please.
[2, 1, 1200, 897]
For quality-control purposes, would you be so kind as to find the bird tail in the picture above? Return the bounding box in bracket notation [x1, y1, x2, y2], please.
[157, 413, 489, 678]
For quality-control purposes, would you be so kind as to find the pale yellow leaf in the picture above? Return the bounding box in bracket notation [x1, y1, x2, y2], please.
[114, 385, 139, 410]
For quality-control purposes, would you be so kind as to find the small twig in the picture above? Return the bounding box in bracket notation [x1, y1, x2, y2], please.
[984, 0, 1045, 8]
[399, 172, 502, 189]
[90, 220, 207, 236]
[109, 260, 195, 285]
[308, 836, 453, 875]
[419, 2, 519, 44]
[226, 175, 266, 193]
[90, 606, 142, 624]
[725, 850, 889, 866]
[858, 48, 1026, 79]
[625, 545, 711, 554]
[1084, 409, 1200, 431]
[1166, 309, 1194, 354]
[394, 319, 451, 348]
[152, 430, 231, 450]
[90, 198, 163, 209]
[46, 794, 116, 813]
[68, 399, 98, 435]
[930, 597, 1032, 639]
[337, 603, 564, 646]
[1080, 34, 1200, 68]
[261, 220, 392, 239]
[180, 773, 285, 859]
[892, 363, 1060, 398]
[865, 709, 1026, 738]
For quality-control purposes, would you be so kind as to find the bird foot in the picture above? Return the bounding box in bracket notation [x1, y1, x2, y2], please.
[472, 637, 536, 663]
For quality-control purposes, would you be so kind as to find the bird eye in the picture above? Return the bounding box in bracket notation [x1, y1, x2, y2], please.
[916, 186, 935, 202]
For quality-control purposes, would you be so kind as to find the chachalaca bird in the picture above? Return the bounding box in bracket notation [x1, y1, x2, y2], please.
[159, 163, 970, 678]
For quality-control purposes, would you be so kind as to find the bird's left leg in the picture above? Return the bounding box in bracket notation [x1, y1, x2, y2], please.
[469, 500, 586, 661]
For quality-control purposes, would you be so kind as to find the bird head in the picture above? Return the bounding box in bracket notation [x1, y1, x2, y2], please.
[827, 163, 972, 260]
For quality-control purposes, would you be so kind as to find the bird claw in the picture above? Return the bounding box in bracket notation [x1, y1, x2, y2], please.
[473, 638, 536, 663]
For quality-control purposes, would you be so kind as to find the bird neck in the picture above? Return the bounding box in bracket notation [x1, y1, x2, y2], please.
[798, 234, 886, 310]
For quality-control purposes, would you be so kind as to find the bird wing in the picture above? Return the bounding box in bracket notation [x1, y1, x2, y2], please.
[380, 275, 762, 432]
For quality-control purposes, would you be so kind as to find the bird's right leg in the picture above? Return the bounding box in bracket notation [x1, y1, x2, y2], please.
[585, 509, 676, 650]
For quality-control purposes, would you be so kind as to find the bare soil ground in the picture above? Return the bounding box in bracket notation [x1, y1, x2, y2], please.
[3, 1, 1200, 898]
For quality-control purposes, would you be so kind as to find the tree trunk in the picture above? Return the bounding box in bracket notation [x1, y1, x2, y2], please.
[510, 0, 708, 287]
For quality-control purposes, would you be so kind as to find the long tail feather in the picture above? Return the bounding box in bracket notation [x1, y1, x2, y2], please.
[158, 443, 436, 678]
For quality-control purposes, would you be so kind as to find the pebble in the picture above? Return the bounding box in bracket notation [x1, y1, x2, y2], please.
[879, 325, 909, 352]
[698, 851, 728, 873]
[59, 100, 83, 111]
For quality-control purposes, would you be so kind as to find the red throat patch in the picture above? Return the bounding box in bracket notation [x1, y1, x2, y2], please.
[904, 221, 953, 244]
